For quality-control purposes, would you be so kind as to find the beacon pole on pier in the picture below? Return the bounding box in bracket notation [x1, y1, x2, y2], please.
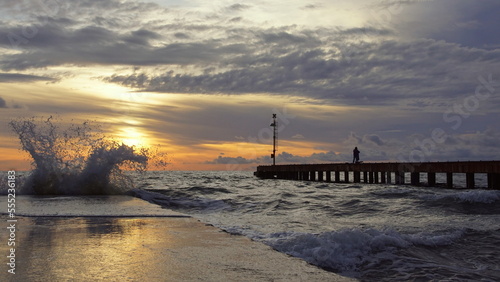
[270, 114, 277, 166]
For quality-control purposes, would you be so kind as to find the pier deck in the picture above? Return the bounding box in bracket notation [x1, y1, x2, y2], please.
[254, 161, 500, 189]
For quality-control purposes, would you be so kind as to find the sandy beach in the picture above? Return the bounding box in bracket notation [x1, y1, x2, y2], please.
[0, 196, 353, 281]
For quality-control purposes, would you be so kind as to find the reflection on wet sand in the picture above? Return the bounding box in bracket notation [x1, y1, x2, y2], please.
[3, 217, 178, 281]
[0, 215, 351, 281]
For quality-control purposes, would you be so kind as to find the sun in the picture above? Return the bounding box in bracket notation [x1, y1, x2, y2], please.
[119, 127, 148, 147]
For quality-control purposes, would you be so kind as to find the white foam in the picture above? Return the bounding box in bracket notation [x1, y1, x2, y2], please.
[252, 228, 465, 277]
[8, 117, 150, 195]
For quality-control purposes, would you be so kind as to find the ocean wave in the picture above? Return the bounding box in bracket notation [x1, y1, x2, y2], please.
[127, 172, 500, 281]
[369, 187, 414, 198]
[130, 188, 231, 212]
[186, 186, 232, 195]
[405, 229, 465, 246]
[6, 117, 154, 195]
[422, 190, 500, 204]
[254, 228, 465, 277]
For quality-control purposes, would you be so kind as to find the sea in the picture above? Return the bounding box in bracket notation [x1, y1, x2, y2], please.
[3, 170, 500, 281]
[128, 170, 500, 281]
[2, 118, 500, 281]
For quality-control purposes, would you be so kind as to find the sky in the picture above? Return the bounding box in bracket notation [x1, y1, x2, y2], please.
[0, 0, 499, 171]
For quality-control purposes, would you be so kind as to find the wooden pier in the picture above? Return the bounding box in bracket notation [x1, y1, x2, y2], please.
[254, 161, 500, 189]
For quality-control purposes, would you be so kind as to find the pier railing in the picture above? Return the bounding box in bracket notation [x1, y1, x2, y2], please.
[254, 161, 500, 189]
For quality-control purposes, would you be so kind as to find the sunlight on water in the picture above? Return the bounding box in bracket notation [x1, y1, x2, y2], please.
[10, 217, 177, 281]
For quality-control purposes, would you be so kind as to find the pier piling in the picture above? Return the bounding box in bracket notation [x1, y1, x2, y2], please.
[254, 161, 500, 189]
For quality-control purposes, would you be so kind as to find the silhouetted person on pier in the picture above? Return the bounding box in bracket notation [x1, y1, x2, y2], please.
[353, 147, 360, 163]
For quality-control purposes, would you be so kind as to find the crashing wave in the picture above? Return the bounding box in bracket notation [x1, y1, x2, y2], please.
[8, 116, 155, 195]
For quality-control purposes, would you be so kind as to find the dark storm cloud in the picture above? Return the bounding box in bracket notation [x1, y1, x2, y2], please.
[0, 97, 7, 108]
[257, 30, 319, 46]
[0, 21, 239, 70]
[0, 0, 167, 66]
[277, 151, 346, 163]
[103, 37, 500, 107]
[0, 73, 56, 83]
[123, 29, 162, 45]
[303, 4, 321, 10]
[390, 0, 500, 49]
[1, 0, 497, 108]
[339, 27, 395, 37]
[206, 155, 254, 165]
[129, 98, 285, 148]
[1, 0, 499, 109]
[226, 4, 251, 11]
[205, 151, 347, 166]
[37, 16, 78, 26]
[364, 134, 385, 146]
[398, 126, 500, 162]
[206, 124, 500, 165]
[174, 32, 190, 39]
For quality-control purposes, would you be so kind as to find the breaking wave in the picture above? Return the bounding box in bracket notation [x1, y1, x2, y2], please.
[6, 116, 162, 195]
[257, 228, 464, 277]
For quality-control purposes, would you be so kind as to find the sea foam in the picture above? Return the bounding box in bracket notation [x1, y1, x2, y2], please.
[258, 228, 464, 277]
[7, 116, 152, 195]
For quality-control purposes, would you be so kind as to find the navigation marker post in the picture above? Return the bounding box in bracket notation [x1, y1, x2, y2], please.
[270, 114, 277, 166]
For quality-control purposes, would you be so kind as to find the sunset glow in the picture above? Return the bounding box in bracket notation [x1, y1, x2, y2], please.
[1, 0, 499, 171]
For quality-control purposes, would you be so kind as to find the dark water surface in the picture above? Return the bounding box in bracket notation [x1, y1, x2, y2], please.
[131, 171, 500, 281]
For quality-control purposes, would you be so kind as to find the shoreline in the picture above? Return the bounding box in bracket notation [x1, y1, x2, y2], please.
[0, 196, 354, 281]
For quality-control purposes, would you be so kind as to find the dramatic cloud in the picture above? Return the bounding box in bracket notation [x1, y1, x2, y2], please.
[0, 73, 56, 83]
[1, 0, 499, 170]
[226, 4, 251, 11]
[389, 0, 500, 49]
[103, 37, 500, 109]
[0, 23, 237, 70]
[0, 96, 6, 108]
[206, 155, 255, 165]
[215, 127, 500, 165]
[205, 151, 347, 166]
[2, 0, 498, 107]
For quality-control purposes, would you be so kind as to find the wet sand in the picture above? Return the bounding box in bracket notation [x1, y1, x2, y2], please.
[1, 196, 353, 281]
